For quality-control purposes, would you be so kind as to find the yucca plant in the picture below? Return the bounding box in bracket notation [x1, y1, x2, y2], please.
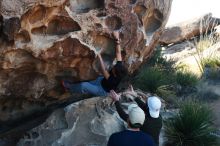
[134, 67, 171, 93]
[164, 100, 218, 146]
[156, 85, 177, 106]
[176, 71, 199, 87]
[203, 57, 220, 68]
[202, 57, 220, 80]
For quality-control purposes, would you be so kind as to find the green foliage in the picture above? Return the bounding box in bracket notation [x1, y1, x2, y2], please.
[196, 81, 220, 102]
[176, 71, 199, 87]
[156, 85, 177, 105]
[196, 37, 214, 52]
[148, 47, 176, 72]
[197, 89, 219, 102]
[134, 67, 170, 93]
[164, 100, 218, 146]
[193, 32, 219, 74]
[202, 57, 220, 80]
[206, 68, 220, 80]
[133, 47, 176, 95]
[203, 57, 220, 68]
[133, 46, 176, 92]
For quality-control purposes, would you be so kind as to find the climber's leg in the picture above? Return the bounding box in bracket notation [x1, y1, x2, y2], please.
[62, 77, 107, 96]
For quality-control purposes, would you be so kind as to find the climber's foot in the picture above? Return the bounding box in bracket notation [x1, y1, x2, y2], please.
[61, 80, 70, 92]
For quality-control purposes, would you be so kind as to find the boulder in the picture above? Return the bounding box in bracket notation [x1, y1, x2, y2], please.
[0, 0, 172, 138]
[0, 0, 172, 99]
[214, 25, 220, 37]
[16, 96, 166, 146]
[16, 97, 125, 146]
[159, 13, 220, 45]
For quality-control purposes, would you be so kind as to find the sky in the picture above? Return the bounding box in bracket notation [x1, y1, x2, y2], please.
[166, 0, 220, 26]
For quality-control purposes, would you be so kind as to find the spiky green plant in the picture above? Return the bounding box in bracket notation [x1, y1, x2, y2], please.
[156, 85, 177, 106]
[164, 100, 218, 146]
[203, 57, 220, 68]
[192, 24, 219, 74]
[133, 47, 176, 93]
[201, 57, 220, 80]
[176, 71, 199, 87]
[134, 67, 171, 93]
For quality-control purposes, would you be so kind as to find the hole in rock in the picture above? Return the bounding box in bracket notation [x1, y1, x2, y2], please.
[31, 26, 47, 35]
[0, 15, 3, 34]
[95, 23, 102, 29]
[96, 12, 107, 17]
[130, 0, 137, 4]
[143, 9, 163, 34]
[133, 5, 147, 22]
[6, 72, 47, 98]
[31, 17, 81, 35]
[47, 16, 81, 35]
[3, 17, 21, 41]
[58, 37, 94, 58]
[105, 16, 122, 30]
[93, 35, 115, 58]
[70, 0, 105, 13]
[44, 39, 94, 61]
[108, 3, 117, 9]
[15, 30, 31, 43]
[4, 49, 38, 69]
[28, 5, 46, 24]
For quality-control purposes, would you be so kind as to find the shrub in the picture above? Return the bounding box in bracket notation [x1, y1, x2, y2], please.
[133, 67, 172, 93]
[197, 89, 219, 102]
[133, 47, 176, 94]
[203, 57, 220, 68]
[196, 36, 214, 52]
[156, 85, 177, 106]
[148, 47, 176, 72]
[193, 30, 219, 73]
[196, 81, 220, 101]
[176, 71, 199, 87]
[164, 100, 218, 146]
[202, 57, 220, 80]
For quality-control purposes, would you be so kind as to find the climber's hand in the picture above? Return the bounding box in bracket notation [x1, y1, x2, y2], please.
[126, 84, 137, 97]
[96, 47, 103, 56]
[110, 90, 120, 101]
[113, 31, 120, 41]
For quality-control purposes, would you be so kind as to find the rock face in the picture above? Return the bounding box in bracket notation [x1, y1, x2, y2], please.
[0, 0, 172, 127]
[159, 14, 220, 45]
[16, 96, 167, 146]
[16, 97, 125, 146]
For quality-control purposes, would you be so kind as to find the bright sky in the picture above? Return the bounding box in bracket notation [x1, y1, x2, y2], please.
[166, 0, 220, 26]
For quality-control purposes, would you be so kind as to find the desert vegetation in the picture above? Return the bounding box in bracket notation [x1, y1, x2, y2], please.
[132, 18, 220, 145]
[164, 100, 218, 146]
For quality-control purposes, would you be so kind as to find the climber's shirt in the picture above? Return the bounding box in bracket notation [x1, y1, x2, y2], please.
[101, 61, 122, 92]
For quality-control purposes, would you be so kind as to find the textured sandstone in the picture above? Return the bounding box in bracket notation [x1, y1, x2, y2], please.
[0, 0, 172, 128]
[159, 13, 220, 45]
[17, 97, 125, 146]
[17, 97, 162, 146]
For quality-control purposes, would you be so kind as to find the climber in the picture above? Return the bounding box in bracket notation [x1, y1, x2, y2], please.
[61, 31, 127, 96]
[109, 85, 162, 146]
[107, 103, 156, 146]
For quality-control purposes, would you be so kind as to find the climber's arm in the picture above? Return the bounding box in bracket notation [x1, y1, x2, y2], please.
[115, 101, 129, 122]
[113, 31, 122, 61]
[115, 43, 122, 61]
[135, 97, 148, 113]
[97, 53, 110, 79]
[110, 90, 128, 122]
